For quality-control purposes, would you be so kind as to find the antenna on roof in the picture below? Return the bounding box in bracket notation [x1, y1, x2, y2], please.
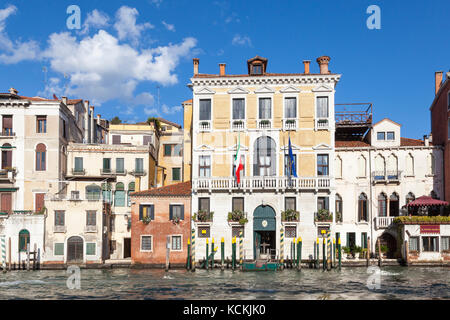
[157, 85, 160, 111]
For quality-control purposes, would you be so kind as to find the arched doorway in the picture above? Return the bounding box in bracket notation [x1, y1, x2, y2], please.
[67, 236, 84, 263]
[378, 233, 397, 259]
[253, 205, 276, 259]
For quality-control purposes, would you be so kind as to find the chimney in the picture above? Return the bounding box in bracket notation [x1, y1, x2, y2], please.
[193, 58, 199, 75]
[62, 96, 68, 105]
[90, 106, 95, 144]
[435, 71, 443, 95]
[219, 63, 226, 76]
[303, 60, 311, 74]
[8, 87, 18, 95]
[84, 100, 90, 143]
[424, 135, 429, 147]
[97, 114, 101, 125]
[316, 56, 331, 74]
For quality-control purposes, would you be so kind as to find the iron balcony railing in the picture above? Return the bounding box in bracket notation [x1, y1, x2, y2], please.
[192, 176, 330, 191]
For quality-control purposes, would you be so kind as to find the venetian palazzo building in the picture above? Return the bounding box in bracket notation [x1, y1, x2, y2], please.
[186, 56, 341, 261]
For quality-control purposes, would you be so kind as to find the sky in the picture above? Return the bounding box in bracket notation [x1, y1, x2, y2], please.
[0, 0, 448, 139]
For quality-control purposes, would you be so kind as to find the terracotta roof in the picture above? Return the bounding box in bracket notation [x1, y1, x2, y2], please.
[67, 99, 83, 104]
[335, 140, 370, 148]
[130, 181, 191, 197]
[182, 99, 193, 104]
[400, 137, 426, 147]
[157, 117, 182, 128]
[19, 95, 56, 102]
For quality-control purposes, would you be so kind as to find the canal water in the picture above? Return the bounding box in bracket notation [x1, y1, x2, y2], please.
[0, 267, 449, 300]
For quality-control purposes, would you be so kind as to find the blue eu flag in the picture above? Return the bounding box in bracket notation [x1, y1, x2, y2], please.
[288, 137, 297, 178]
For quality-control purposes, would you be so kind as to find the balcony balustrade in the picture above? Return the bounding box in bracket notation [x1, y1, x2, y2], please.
[283, 119, 297, 131]
[199, 121, 212, 132]
[375, 216, 396, 229]
[316, 118, 329, 130]
[231, 120, 245, 131]
[257, 119, 272, 129]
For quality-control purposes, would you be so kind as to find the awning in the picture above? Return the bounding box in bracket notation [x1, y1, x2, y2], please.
[406, 196, 449, 207]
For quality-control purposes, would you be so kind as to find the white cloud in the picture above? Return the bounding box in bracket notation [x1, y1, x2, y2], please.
[144, 107, 160, 116]
[114, 6, 154, 44]
[0, 5, 40, 64]
[149, 0, 163, 7]
[80, 9, 110, 35]
[162, 104, 182, 115]
[232, 34, 252, 47]
[162, 21, 175, 32]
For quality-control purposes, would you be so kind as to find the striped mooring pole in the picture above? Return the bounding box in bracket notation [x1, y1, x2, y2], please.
[321, 230, 326, 270]
[232, 236, 236, 270]
[297, 237, 302, 271]
[327, 231, 331, 271]
[187, 238, 191, 270]
[211, 238, 215, 269]
[280, 227, 284, 270]
[338, 237, 342, 271]
[316, 238, 319, 269]
[221, 237, 225, 271]
[239, 231, 243, 268]
[205, 239, 209, 270]
[191, 229, 196, 272]
[1, 236, 6, 272]
[333, 237, 336, 269]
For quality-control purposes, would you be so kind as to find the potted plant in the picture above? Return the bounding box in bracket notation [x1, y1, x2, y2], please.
[142, 216, 152, 225]
[285, 119, 295, 125]
[281, 209, 299, 222]
[259, 119, 270, 126]
[342, 246, 352, 259]
[380, 245, 388, 258]
[228, 210, 248, 225]
[194, 210, 213, 222]
[315, 209, 333, 222]
[172, 216, 181, 225]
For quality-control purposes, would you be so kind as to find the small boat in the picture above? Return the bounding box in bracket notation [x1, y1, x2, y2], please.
[242, 258, 279, 271]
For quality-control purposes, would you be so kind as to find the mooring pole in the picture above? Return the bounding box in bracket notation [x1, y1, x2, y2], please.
[232, 237, 236, 270]
[338, 237, 342, 271]
[8, 237, 11, 271]
[321, 231, 326, 270]
[1, 236, 6, 272]
[187, 238, 191, 270]
[239, 231, 243, 269]
[316, 238, 319, 269]
[212, 238, 216, 269]
[367, 237, 371, 267]
[332, 237, 336, 269]
[191, 229, 196, 272]
[221, 237, 225, 271]
[280, 227, 284, 270]
[297, 237, 302, 271]
[205, 238, 209, 270]
[26, 243, 30, 271]
[327, 232, 331, 271]
[377, 239, 382, 268]
[33, 243, 37, 270]
[165, 235, 170, 272]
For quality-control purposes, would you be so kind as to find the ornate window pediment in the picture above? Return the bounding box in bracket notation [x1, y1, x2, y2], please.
[194, 144, 214, 152]
[312, 143, 332, 150]
[254, 85, 275, 94]
[280, 85, 301, 93]
[312, 85, 333, 92]
[194, 87, 216, 95]
[228, 86, 249, 94]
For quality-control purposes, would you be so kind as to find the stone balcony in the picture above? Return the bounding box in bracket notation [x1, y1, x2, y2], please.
[375, 216, 396, 229]
[192, 176, 331, 192]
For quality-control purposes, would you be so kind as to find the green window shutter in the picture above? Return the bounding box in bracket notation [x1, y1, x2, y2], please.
[181, 205, 184, 220]
[116, 158, 124, 173]
[54, 243, 64, 256]
[114, 191, 125, 207]
[150, 205, 154, 220]
[75, 157, 83, 171]
[86, 243, 96, 255]
[139, 205, 143, 220]
[164, 145, 172, 156]
[346, 233, 350, 247]
[169, 205, 173, 220]
[172, 168, 181, 181]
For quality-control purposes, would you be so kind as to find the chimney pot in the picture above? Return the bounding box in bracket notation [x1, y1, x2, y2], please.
[62, 96, 68, 105]
[303, 60, 311, 74]
[435, 71, 443, 95]
[8, 87, 18, 95]
[193, 58, 199, 75]
[316, 56, 331, 74]
[219, 63, 226, 76]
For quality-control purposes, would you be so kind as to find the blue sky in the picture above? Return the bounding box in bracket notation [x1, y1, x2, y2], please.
[0, 0, 448, 139]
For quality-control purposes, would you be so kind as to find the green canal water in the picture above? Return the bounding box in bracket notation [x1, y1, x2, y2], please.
[0, 267, 449, 300]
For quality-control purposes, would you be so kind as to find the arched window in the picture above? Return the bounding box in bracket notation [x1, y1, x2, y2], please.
[86, 184, 101, 201]
[390, 193, 399, 217]
[374, 155, 385, 180]
[406, 192, 415, 205]
[102, 183, 112, 204]
[127, 182, 135, 207]
[405, 154, 414, 176]
[387, 154, 398, 179]
[115, 182, 125, 207]
[358, 155, 366, 177]
[36, 143, 46, 171]
[19, 229, 30, 252]
[378, 193, 387, 217]
[358, 193, 368, 222]
[254, 136, 276, 176]
[335, 157, 342, 178]
[335, 194, 343, 222]
[1, 143, 12, 169]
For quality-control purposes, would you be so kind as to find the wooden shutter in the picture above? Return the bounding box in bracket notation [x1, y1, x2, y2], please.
[169, 205, 173, 220]
[143, 135, 151, 146]
[112, 135, 121, 144]
[150, 205, 154, 220]
[181, 205, 184, 220]
[139, 205, 143, 220]
[35, 193, 45, 211]
[1, 193, 12, 213]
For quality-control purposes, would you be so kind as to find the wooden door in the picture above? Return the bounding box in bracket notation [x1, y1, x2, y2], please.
[1, 193, 12, 213]
[35, 193, 45, 212]
[67, 236, 84, 262]
[123, 238, 131, 258]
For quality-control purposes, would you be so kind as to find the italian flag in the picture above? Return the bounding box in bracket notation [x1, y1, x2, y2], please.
[234, 135, 244, 184]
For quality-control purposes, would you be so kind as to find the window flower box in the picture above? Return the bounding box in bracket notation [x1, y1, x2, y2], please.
[193, 210, 214, 222]
[315, 209, 333, 222]
[281, 209, 299, 222]
[227, 210, 248, 225]
[142, 216, 152, 225]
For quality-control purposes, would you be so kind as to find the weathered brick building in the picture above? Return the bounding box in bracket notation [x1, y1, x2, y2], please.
[130, 181, 191, 267]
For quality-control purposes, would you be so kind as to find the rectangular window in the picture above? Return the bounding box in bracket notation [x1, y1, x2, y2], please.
[317, 197, 329, 211]
[62, 120, 67, 139]
[284, 154, 297, 176]
[252, 64, 262, 75]
[258, 98, 271, 119]
[71, 191, 80, 200]
[143, 135, 152, 146]
[285, 197, 296, 211]
[54, 243, 64, 256]
[386, 132, 395, 140]
[86, 243, 96, 255]
[74, 157, 83, 173]
[164, 144, 173, 156]
[199, 99, 211, 121]
[169, 204, 184, 220]
[422, 236, 439, 252]
[103, 158, 111, 173]
[171, 236, 182, 251]
[116, 158, 125, 173]
[198, 226, 210, 238]
[141, 236, 152, 251]
[135, 158, 144, 173]
[361, 232, 368, 249]
[112, 135, 121, 144]
[377, 132, 385, 140]
[139, 204, 154, 221]
[285, 226, 297, 238]
[232, 197, 244, 212]
[317, 154, 329, 176]
[232, 226, 244, 238]
[86, 211, 96, 226]
[285, 97, 297, 118]
[441, 236, 450, 252]
[2, 115, 13, 136]
[36, 116, 47, 133]
[55, 211, 65, 226]
[114, 190, 125, 207]
[316, 97, 329, 118]
[198, 198, 210, 213]
[172, 168, 181, 181]
[409, 237, 419, 252]
[199, 155, 211, 177]
[232, 98, 245, 120]
[173, 144, 182, 156]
